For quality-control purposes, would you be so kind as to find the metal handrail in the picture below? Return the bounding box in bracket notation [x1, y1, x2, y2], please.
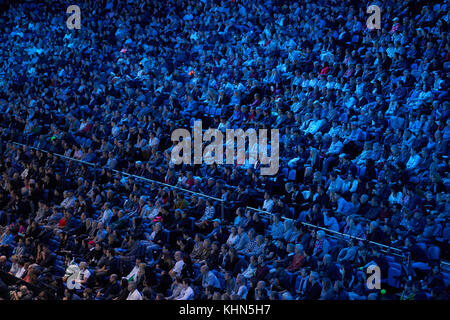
[7, 141, 450, 266]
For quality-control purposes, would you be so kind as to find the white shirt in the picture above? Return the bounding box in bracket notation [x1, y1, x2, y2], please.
[127, 289, 143, 300]
[15, 266, 26, 278]
[99, 208, 113, 225]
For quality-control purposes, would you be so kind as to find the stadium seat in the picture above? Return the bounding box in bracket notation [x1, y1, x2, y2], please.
[288, 169, 296, 181]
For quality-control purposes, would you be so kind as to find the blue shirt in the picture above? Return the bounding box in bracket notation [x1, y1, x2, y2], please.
[0, 233, 14, 246]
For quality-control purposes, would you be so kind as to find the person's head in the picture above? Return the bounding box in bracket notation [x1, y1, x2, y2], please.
[212, 219, 220, 228]
[174, 251, 182, 261]
[221, 243, 229, 254]
[360, 194, 369, 204]
[211, 241, 220, 252]
[284, 219, 293, 231]
[182, 278, 191, 289]
[154, 222, 162, 232]
[95, 242, 102, 251]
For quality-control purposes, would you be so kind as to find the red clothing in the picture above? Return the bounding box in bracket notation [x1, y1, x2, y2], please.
[287, 253, 305, 272]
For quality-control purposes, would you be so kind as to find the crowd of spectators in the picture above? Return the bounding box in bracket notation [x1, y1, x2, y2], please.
[0, 0, 449, 300]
